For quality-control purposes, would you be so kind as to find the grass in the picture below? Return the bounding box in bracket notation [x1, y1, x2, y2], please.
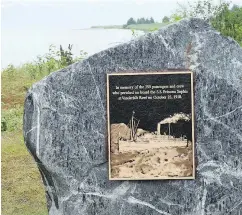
[91, 22, 169, 32]
[1, 45, 86, 215]
[2, 72, 35, 110]
[1, 68, 48, 215]
[91, 25, 123, 29]
[1, 131, 48, 215]
[0, 43, 90, 215]
[125, 22, 168, 31]
[1, 71, 36, 133]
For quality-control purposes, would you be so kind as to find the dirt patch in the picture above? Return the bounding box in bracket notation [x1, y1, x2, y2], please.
[111, 151, 139, 166]
[111, 145, 193, 179]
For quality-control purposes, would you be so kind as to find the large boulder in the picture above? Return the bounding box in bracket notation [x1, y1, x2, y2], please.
[24, 18, 242, 215]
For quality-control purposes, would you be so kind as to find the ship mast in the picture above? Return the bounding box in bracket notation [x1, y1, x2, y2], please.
[129, 111, 139, 141]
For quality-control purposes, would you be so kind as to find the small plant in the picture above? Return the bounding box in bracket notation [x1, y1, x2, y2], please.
[59, 44, 73, 67]
[35, 55, 45, 76]
[131, 29, 139, 38]
[74, 50, 88, 62]
[3, 64, 16, 79]
[25, 63, 38, 79]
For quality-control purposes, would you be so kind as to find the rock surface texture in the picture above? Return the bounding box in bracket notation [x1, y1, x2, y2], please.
[24, 19, 242, 215]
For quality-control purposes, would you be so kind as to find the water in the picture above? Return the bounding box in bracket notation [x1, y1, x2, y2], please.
[1, 28, 143, 69]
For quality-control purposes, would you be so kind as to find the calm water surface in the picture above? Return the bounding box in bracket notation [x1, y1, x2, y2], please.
[1, 28, 143, 69]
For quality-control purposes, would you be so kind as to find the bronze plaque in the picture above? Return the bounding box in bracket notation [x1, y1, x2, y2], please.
[107, 71, 195, 180]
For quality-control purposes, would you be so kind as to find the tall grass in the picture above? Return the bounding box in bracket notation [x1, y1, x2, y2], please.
[2, 44, 87, 132]
[1, 44, 86, 215]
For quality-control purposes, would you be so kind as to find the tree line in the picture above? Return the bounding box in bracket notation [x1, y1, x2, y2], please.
[125, 17, 155, 26]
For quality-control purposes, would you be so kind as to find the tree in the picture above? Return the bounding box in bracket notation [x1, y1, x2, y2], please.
[145, 18, 150, 24]
[170, 0, 220, 21]
[137, 18, 141, 24]
[211, 4, 242, 45]
[127, 17, 136, 25]
[150, 17, 155, 23]
[140, 17, 146, 24]
[128, 17, 155, 25]
[170, 0, 242, 46]
[162, 16, 170, 23]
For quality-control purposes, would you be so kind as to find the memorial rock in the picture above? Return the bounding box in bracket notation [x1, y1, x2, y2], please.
[24, 18, 242, 215]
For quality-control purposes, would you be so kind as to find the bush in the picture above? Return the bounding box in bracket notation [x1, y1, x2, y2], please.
[2, 106, 23, 132]
[170, 0, 242, 46]
[1, 44, 87, 133]
[2, 44, 87, 81]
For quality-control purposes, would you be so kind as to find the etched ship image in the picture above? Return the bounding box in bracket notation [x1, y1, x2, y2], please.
[110, 112, 193, 179]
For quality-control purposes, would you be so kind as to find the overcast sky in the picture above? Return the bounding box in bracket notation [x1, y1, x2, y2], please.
[2, 0, 242, 30]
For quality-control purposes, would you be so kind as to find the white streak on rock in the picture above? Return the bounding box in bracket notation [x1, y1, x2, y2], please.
[159, 198, 184, 208]
[127, 196, 171, 215]
[119, 203, 125, 215]
[209, 116, 242, 142]
[25, 126, 38, 135]
[189, 32, 202, 71]
[201, 188, 207, 215]
[209, 105, 242, 120]
[85, 192, 113, 199]
[87, 62, 105, 113]
[35, 96, 40, 157]
[112, 181, 130, 198]
[158, 34, 175, 56]
[225, 199, 242, 215]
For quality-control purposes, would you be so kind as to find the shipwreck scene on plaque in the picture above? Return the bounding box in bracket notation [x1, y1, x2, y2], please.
[107, 71, 195, 180]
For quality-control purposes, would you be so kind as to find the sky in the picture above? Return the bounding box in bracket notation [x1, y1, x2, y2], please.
[1, 0, 242, 68]
[2, 0, 242, 30]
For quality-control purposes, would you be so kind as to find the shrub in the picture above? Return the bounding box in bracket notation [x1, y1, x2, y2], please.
[2, 106, 23, 132]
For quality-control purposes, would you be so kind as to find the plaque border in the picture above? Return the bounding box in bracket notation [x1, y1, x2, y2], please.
[106, 71, 195, 180]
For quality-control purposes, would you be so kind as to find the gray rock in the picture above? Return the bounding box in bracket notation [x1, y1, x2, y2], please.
[23, 18, 242, 215]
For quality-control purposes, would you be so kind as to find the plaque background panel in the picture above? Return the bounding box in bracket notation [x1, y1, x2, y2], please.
[107, 71, 195, 180]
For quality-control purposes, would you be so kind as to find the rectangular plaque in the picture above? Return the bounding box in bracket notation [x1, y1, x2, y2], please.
[107, 71, 195, 180]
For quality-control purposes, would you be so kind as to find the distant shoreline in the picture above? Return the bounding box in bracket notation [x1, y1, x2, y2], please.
[91, 22, 168, 32]
[91, 25, 123, 29]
